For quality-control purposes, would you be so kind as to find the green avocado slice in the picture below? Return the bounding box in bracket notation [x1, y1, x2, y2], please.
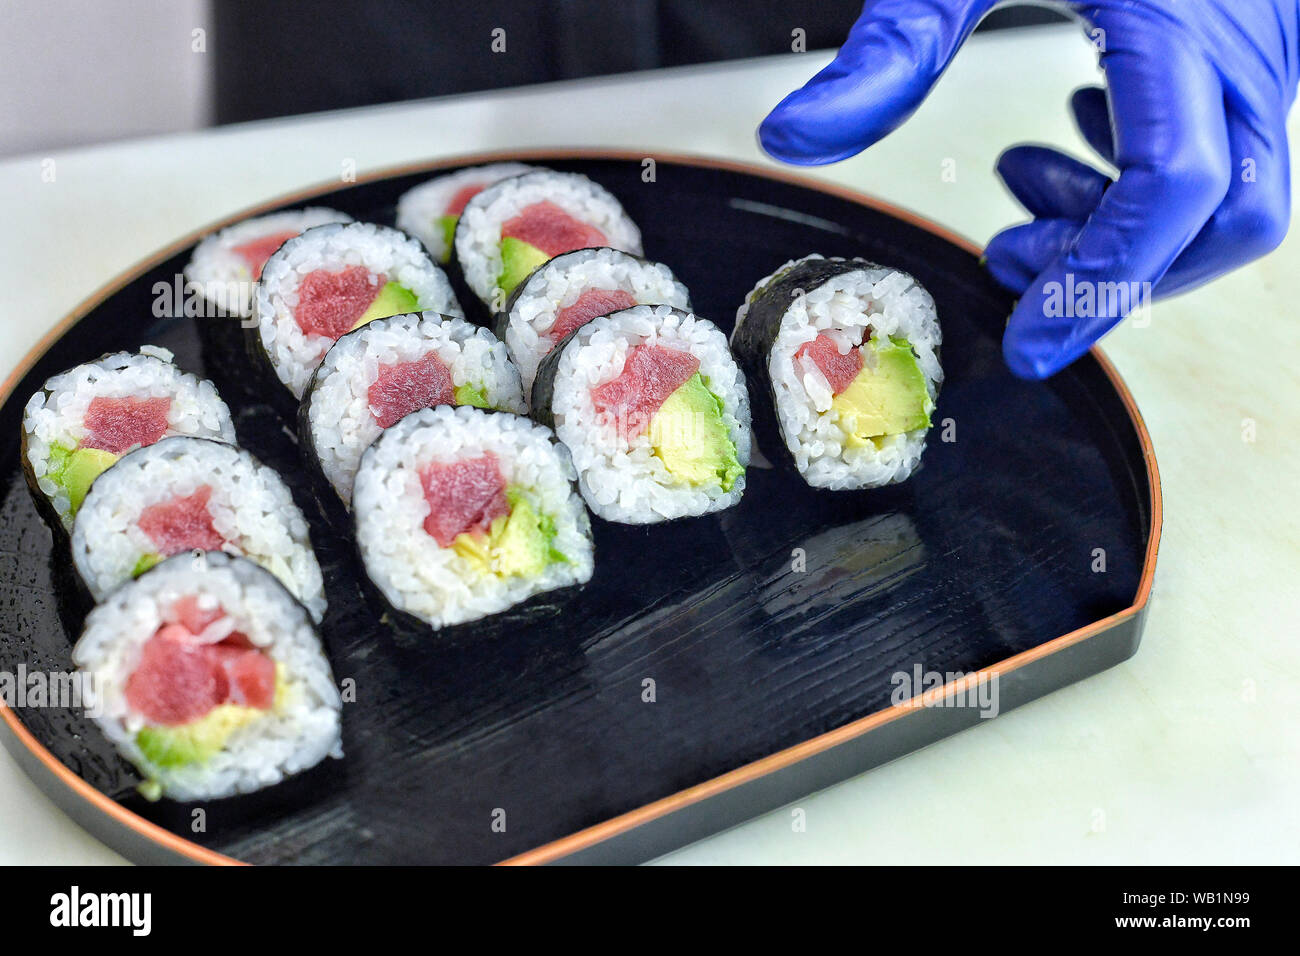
[831, 336, 932, 445]
[352, 281, 420, 331]
[131, 553, 162, 578]
[137, 703, 261, 769]
[498, 237, 550, 298]
[648, 374, 743, 491]
[494, 492, 552, 577]
[47, 442, 118, 515]
[135, 669, 286, 770]
[436, 215, 459, 261]
[450, 485, 566, 576]
[454, 382, 490, 408]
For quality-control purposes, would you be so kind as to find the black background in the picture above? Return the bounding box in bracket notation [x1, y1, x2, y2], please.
[14, 866, 1274, 936]
[214, 1, 1068, 124]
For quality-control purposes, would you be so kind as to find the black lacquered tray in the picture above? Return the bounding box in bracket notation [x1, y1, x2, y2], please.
[0, 151, 1160, 865]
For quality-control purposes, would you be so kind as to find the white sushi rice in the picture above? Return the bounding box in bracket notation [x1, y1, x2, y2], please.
[254, 222, 464, 399]
[304, 312, 527, 504]
[72, 551, 342, 802]
[548, 305, 751, 523]
[22, 347, 237, 531]
[502, 247, 691, 398]
[396, 163, 538, 262]
[353, 405, 594, 630]
[736, 255, 942, 490]
[184, 208, 353, 318]
[455, 170, 643, 308]
[71, 436, 328, 622]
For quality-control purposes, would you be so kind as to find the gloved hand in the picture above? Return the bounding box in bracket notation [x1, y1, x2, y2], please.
[759, 1, 1299, 379]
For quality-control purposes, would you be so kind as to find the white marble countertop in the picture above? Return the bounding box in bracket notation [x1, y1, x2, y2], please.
[2, 22, 1296, 865]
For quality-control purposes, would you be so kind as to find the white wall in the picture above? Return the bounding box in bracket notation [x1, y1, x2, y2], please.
[0, 0, 214, 158]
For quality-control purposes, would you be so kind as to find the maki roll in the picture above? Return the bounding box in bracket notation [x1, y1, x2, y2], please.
[72, 551, 341, 801]
[495, 247, 691, 397]
[732, 255, 942, 490]
[532, 305, 750, 524]
[253, 221, 463, 398]
[300, 311, 527, 504]
[21, 347, 237, 533]
[396, 162, 538, 263]
[70, 436, 327, 621]
[184, 207, 353, 317]
[353, 405, 594, 631]
[455, 170, 642, 309]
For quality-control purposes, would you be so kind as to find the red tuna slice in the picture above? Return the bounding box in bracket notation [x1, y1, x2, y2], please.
[125, 624, 228, 725]
[590, 344, 700, 438]
[550, 288, 636, 342]
[367, 353, 456, 429]
[209, 643, 277, 709]
[126, 625, 275, 724]
[171, 595, 225, 636]
[137, 486, 226, 555]
[82, 396, 171, 454]
[445, 184, 485, 216]
[230, 229, 299, 279]
[294, 265, 384, 340]
[419, 453, 509, 548]
[218, 630, 256, 650]
[500, 201, 608, 257]
[168, 599, 254, 647]
[794, 333, 864, 396]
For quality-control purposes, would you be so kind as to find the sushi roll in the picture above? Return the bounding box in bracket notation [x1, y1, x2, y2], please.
[495, 247, 691, 397]
[300, 311, 527, 504]
[72, 551, 341, 801]
[396, 162, 538, 263]
[732, 255, 942, 490]
[253, 222, 463, 399]
[532, 305, 750, 524]
[70, 436, 327, 622]
[455, 170, 642, 310]
[184, 207, 353, 318]
[353, 405, 594, 631]
[21, 347, 237, 533]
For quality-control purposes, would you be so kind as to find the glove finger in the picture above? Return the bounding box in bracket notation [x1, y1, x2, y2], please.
[1070, 86, 1116, 165]
[996, 145, 1111, 220]
[984, 219, 1082, 293]
[995, 109, 1292, 301]
[1150, 104, 1292, 297]
[759, 0, 996, 165]
[1003, 16, 1232, 379]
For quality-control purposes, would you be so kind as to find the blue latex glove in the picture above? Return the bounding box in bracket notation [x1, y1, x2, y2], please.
[759, 1, 1299, 379]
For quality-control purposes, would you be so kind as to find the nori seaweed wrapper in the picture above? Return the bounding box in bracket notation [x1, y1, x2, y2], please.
[730, 258, 872, 472]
